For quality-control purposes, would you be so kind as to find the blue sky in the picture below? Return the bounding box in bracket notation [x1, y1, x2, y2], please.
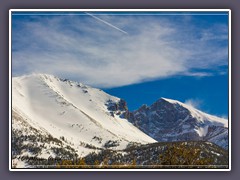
[11, 11, 229, 117]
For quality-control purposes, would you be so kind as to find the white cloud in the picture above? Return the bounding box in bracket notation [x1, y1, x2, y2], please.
[12, 13, 229, 88]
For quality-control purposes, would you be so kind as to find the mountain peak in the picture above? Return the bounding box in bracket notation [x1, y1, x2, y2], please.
[159, 97, 228, 123]
[128, 97, 228, 149]
[12, 73, 155, 157]
[160, 97, 181, 104]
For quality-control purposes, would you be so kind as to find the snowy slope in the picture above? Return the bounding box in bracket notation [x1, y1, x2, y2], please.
[12, 109, 80, 168]
[12, 74, 156, 158]
[127, 98, 228, 149]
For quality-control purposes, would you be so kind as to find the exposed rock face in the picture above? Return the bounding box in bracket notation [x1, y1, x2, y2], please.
[126, 98, 228, 149]
[106, 99, 128, 117]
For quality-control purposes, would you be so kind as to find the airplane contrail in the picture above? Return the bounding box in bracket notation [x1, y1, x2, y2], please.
[85, 12, 128, 35]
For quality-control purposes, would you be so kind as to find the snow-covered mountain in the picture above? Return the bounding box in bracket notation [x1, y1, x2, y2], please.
[12, 74, 156, 163]
[11, 74, 229, 168]
[126, 98, 228, 149]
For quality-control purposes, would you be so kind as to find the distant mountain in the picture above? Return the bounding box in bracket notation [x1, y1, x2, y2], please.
[124, 98, 228, 149]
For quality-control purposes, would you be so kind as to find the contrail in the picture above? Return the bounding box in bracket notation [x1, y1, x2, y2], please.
[85, 12, 128, 35]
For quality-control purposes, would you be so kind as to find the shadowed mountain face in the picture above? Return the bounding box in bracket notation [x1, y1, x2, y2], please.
[109, 98, 228, 149]
[131, 98, 228, 149]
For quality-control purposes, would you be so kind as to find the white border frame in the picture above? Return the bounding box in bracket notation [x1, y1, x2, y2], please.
[9, 9, 231, 172]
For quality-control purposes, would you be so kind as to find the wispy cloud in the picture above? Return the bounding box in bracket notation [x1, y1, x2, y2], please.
[185, 98, 203, 109]
[12, 13, 229, 88]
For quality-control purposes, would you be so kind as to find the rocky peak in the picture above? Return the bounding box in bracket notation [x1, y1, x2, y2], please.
[126, 97, 228, 149]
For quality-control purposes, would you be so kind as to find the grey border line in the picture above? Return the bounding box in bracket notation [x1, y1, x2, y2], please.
[1, 0, 240, 179]
[12, 14, 228, 15]
[9, 9, 231, 171]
